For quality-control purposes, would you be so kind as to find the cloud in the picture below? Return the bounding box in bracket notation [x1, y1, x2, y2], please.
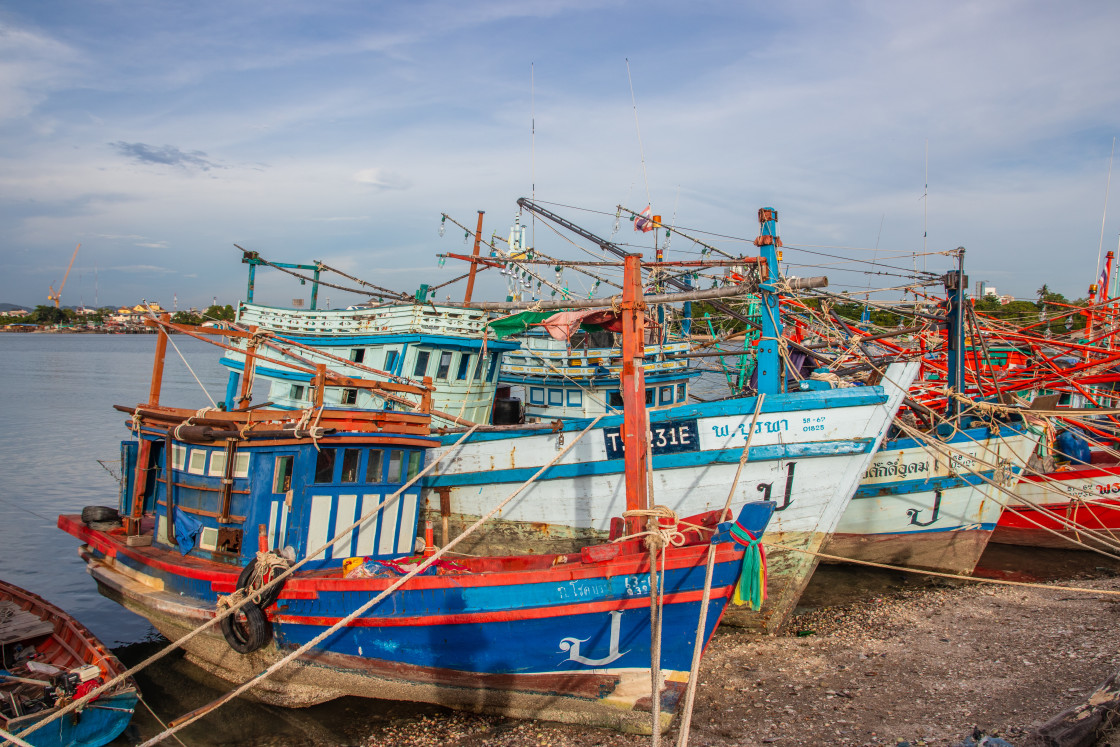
[108, 264, 176, 274]
[353, 168, 412, 191]
[110, 142, 221, 171]
[135, 241, 169, 249]
[0, 22, 79, 121]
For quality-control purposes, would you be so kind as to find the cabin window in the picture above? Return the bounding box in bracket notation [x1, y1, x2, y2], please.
[436, 351, 453, 380]
[350, 348, 366, 364]
[407, 451, 422, 480]
[385, 350, 399, 373]
[315, 449, 337, 483]
[608, 391, 623, 408]
[473, 355, 486, 381]
[645, 389, 654, 406]
[341, 388, 358, 405]
[487, 353, 501, 381]
[413, 351, 431, 377]
[548, 389, 564, 406]
[660, 386, 673, 405]
[341, 448, 361, 483]
[456, 354, 471, 380]
[387, 450, 404, 482]
[208, 451, 227, 477]
[365, 450, 384, 483]
[273, 456, 294, 493]
[290, 384, 306, 401]
[171, 445, 187, 471]
[233, 452, 250, 478]
[529, 387, 545, 405]
[676, 383, 686, 402]
[567, 390, 582, 407]
[187, 449, 207, 475]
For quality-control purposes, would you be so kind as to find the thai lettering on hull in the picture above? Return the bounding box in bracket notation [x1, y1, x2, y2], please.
[558, 610, 628, 666]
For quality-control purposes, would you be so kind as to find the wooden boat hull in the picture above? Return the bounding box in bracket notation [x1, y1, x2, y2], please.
[824, 427, 1036, 574]
[992, 462, 1120, 549]
[59, 503, 772, 734]
[0, 580, 137, 747]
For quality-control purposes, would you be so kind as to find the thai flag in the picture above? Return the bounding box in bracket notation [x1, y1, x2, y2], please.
[634, 205, 654, 233]
[1099, 265, 1110, 299]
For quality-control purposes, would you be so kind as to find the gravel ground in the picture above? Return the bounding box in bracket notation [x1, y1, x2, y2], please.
[359, 576, 1120, 747]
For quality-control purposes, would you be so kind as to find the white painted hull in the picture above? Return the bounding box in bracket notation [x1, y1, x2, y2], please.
[825, 429, 1037, 574]
[423, 361, 920, 631]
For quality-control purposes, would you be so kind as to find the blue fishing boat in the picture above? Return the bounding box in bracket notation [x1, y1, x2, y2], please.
[0, 580, 137, 747]
[57, 256, 776, 733]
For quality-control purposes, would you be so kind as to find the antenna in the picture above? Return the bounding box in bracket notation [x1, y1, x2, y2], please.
[530, 62, 535, 252]
[922, 140, 928, 273]
[1096, 136, 1116, 280]
[626, 58, 652, 211]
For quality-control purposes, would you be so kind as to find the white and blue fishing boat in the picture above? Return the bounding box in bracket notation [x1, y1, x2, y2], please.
[490, 314, 696, 421]
[220, 252, 519, 426]
[57, 263, 777, 734]
[822, 253, 1038, 574]
[421, 206, 920, 632]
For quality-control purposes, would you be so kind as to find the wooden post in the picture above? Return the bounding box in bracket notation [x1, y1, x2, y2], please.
[314, 364, 326, 408]
[463, 210, 485, 304]
[238, 325, 258, 409]
[148, 313, 171, 406]
[620, 254, 650, 536]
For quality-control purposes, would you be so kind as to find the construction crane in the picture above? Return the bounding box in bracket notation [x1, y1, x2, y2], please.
[47, 243, 81, 308]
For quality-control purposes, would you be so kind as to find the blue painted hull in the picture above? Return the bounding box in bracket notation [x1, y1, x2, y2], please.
[60, 502, 773, 733]
[9, 691, 138, 747]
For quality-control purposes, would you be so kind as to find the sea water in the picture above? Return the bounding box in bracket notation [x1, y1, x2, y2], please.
[0, 332, 228, 644]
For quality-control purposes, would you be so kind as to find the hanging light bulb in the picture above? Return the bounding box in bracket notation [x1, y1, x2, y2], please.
[437, 255, 446, 268]
[554, 265, 563, 282]
[439, 215, 446, 237]
[463, 230, 470, 245]
[1065, 316, 1074, 331]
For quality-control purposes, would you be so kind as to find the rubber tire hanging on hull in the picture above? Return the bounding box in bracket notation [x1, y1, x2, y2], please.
[82, 505, 120, 524]
[220, 602, 271, 654]
[237, 558, 284, 609]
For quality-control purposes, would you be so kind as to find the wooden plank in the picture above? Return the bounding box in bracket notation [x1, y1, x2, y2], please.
[0, 602, 53, 645]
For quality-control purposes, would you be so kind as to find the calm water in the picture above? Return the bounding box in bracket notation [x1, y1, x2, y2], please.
[0, 331, 229, 644]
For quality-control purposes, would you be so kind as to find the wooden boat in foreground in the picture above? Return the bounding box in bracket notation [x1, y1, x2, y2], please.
[0, 580, 137, 747]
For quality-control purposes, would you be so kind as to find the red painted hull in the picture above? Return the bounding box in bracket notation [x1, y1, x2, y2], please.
[991, 462, 1120, 550]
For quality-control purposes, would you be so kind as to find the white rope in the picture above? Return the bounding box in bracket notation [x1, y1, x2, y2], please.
[676, 393, 767, 747]
[145, 306, 217, 408]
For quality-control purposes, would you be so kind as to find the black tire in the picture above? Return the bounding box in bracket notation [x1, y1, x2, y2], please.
[88, 520, 122, 532]
[219, 602, 271, 654]
[237, 559, 284, 609]
[82, 505, 120, 524]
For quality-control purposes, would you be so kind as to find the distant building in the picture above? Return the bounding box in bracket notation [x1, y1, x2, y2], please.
[974, 281, 998, 298]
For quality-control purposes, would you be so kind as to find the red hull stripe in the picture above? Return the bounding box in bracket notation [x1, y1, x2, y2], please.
[1021, 466, 1120, 482]
[274, 586, 733, 628]
[59, 515, 743, 596]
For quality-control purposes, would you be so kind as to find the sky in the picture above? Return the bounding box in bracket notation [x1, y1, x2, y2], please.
[1, 0, 1119, 311]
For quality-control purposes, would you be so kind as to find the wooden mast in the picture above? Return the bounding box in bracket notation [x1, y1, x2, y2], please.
[620, 254, 650, 536]
[463, 210, 485, 303]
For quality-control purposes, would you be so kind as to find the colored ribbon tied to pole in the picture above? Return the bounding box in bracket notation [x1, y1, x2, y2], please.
[730, 524, 767, 611]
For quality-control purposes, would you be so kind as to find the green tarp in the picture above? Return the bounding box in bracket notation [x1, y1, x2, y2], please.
[486, 311, 553, 339]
